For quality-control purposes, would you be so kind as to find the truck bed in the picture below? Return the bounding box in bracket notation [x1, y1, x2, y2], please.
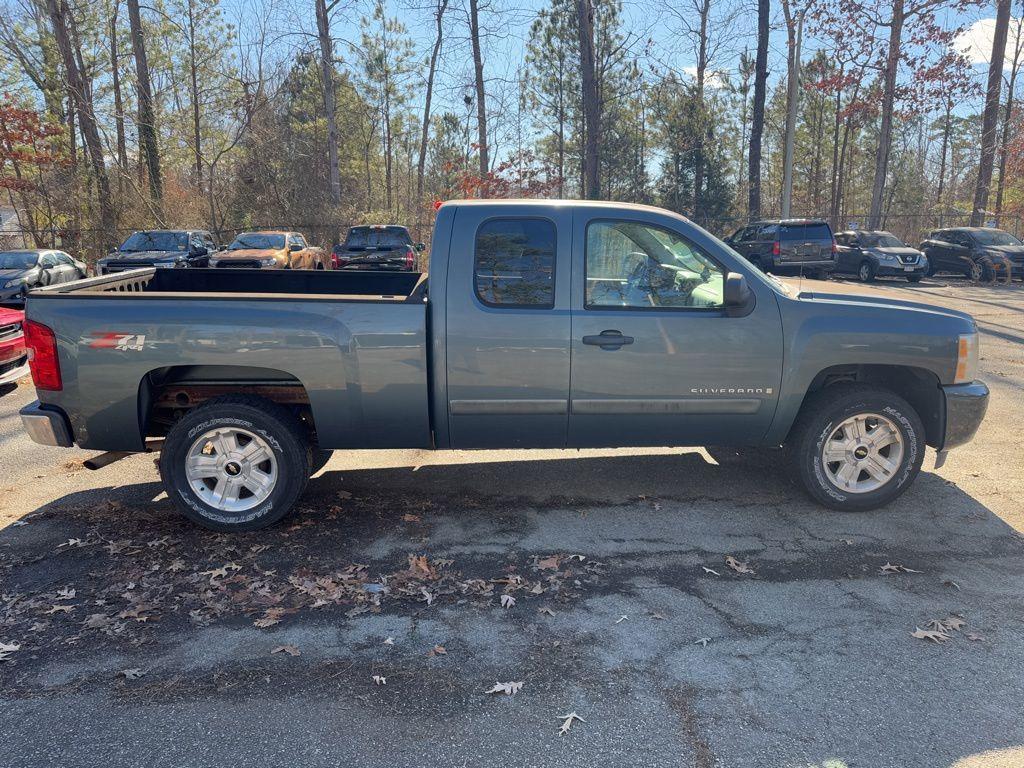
[26, 268, 432, 452]
[33, 267, 427, 302]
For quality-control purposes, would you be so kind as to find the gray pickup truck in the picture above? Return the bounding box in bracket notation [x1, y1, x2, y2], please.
[19, 200, 988, 531]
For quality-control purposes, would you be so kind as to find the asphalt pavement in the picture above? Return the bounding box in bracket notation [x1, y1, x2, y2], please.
[1, 276, 1023, 768]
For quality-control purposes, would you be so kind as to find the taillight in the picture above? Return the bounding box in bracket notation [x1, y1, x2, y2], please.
[25, 320, 62, 391]
[405, 247, 415, 269]
[772, 241, 780, 257]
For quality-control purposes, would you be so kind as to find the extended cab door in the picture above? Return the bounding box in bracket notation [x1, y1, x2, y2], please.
[444, 204, 572, 448]
[568, 209, 784, 447]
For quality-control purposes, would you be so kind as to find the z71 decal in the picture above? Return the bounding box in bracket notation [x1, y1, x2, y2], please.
[88, 332, 147, 351]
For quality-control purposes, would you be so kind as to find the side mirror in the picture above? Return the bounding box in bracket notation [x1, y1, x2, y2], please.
[415, 242, 426, 252]
[724, 272, 752, 316]
[289, 243, 302, 252]
[192, 246, 208, 257]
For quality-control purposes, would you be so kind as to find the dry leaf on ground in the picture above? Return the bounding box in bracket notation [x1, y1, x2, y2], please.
[557, 712, 585, 736]
[702, 566, 720, 576]
[880, 562, 921, 575]
[615, 615, 628, 624]
[272, 645, 300, 656]
[383, 637, 395, 646]
[967, 632, 985, 642]
[725, 556, 754, 575]
[485, 681, 523, 695]
[911, 627, 950, 643]
[120, 668, 144, 680]
[429, 645, 447, 656]
[401, 514, 421, 522]
[695, 637, 710, 647]
[500, 594, 516, 609]
[372, 675, 386, 685]
[536, 555, 561, 570]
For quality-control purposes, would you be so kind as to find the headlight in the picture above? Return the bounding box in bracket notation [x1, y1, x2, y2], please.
[954, 333, 979, 384]
[258, 257, 277, 266]
[3, 278, 24, 289]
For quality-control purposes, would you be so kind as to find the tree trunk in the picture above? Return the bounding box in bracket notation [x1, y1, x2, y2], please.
[316, 0, 342, 209]
[126, 0, 163, 217]
[110, 1, 128, 185]
[692, 0, 710, 217]
[970, 0, 1011, 226]
[868, 0, 904, 229]
[186, 0, 203, 188]
[994, 12, 1023, 225]
[780, 2, 801, 218]
[576, 0, 599, 199]
[45, 0, 116, 247]
[936, 99, 951, 207]
[469, 0, 489, 182]
[747, 0, 769, 220]
[417, 0, 448, 204]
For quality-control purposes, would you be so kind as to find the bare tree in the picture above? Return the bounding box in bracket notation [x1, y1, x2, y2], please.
[994, 5, 1024, 223]
[970, 0, 1012, 226]
[468, 0, 489, 180]
[577, 0, 599, 198]
[126, 0, 163, 216]
[747, 0, 768, 220]
[316, 0, 343, 209]
[417, 0, 449, 203]
[109, 0, 128, 182]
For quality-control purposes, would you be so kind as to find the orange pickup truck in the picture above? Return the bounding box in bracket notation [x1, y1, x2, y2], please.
[209, 231, 328, 270]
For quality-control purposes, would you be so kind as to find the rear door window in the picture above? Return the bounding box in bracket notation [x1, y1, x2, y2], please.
[780, 223, 832, 241]
[474, 218, 556, 308]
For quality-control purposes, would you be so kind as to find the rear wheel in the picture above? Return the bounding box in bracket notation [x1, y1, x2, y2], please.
[788, 384, 925, 511]
[906, 275, 922, 283]
[159, 396, 311, 532]
[969, 260, 995, 282]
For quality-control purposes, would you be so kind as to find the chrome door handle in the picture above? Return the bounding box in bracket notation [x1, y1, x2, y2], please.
[582, 330, 634, 350]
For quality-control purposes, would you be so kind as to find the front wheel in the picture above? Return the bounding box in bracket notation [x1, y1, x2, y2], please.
[159, 396, 312, 531]
[858, 261, 875, 282]
[906, 275, 922, 283]
[788, 384, 925, 511]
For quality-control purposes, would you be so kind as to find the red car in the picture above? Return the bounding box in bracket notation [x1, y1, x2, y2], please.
[0, 306, 29, 389]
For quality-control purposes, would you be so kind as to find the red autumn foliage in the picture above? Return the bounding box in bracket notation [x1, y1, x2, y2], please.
[0, 99, 65, 192]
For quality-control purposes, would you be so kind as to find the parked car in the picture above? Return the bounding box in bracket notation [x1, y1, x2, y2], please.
[97, 230, 217, 274]
[333, 225, 424, 270]
[833, 230, 928, 282]
[919, 227, 1024, 282]
[0, 249, 86, 302]
[19, 199, 988, 532]
[725, 219, 837, 278]
[210, 231, 327, 270]
[0, 306, 28, 391]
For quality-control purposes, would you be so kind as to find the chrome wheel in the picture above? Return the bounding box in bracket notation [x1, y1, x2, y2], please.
[859, 262, 872, 281]
[970, 262, 983, 281]
[821, 413, 904, 494]
[185, 427, 277, 512]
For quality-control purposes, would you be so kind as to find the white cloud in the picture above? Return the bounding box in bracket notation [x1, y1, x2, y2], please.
[954, 17, 1024, 69]
[681, 65, 729, 90]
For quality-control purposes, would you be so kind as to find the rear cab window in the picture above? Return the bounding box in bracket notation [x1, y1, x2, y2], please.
[779, 222, 832, 242]
[474, 218, 556, 308]
[345, 226, 412, 250]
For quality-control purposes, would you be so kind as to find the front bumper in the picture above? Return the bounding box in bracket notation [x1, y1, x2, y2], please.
[876, 262, 926, 277]
[20, 400, 74, 447]
[940, 381, 989, 451]
[0, 355, 28, 386]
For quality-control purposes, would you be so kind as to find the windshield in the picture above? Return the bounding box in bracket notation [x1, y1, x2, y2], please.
[860, 232, 905, 248]
[228, 233, 285, 250]
[971, 229, 1023, 246]
[344, 227, 411, 249]
[120, 231, 188, 252]
[0, 251, 39, 269]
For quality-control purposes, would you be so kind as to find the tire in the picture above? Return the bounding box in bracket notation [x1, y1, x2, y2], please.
[310, 448, 333, 476]
[858, 261, 875, 282]
[906, 275, 922, 283]
[159, 395, 312, 532]
[969, 260, 995, 282]
[787, 383, 925, 511]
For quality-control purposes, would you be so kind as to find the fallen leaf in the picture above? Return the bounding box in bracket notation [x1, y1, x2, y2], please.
[943, 580, 961, 590]
[45, 605, 74, 615]
[942, 616, 966, 632]
[615, 615, 628, 624]
[421, 587, 435, 606]
[336, 490, 353, 500]
[557, 712, 585, 736]
[880, 562, 922, 575]
[650, 612, 665, 620]
[372, 675, 386, 685]
[383, 637, 395, 646]
[401, 514, 421, 522]
[254, 617, 281, 629]
[537, 555, 561, 570]
[120, 668, 144, 680]
[702, 567, 721, 576]
[695, 637, 710, 647]
[0, 642, 20, 654]
[167, 559, 187, 572]
[725, 556, 755, 575]
[966, 632, 985, 642]
[429, 645, 447, 656]
[538, 607, 555, 617]
[272, 645, 300, 656]
[55, 587, 76, 600]
[911, 627, 950, 643]
[486, 681, 523, 696]
[500, 594, 516, 609]
[83, 613, 112, 629]
[530, 582, 543, 595]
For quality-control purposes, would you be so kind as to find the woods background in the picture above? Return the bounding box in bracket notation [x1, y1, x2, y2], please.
[0, 0, 1022, 260]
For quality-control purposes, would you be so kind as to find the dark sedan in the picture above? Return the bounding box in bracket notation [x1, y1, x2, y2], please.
[919, 227, 1024, 282]
[332, 225, 425, 271]
[834, 231, 928, 282]
[97, 230, 218, 274]
[0, 249, 86, 302]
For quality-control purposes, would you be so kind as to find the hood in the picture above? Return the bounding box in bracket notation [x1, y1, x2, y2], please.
[873, 247, 921, 257]
[0, 306, 24, 323]
[796, 289, 976, 326]
[105, 250, 184, 262]
[215, 248, 282, 260]
[0, 268, 33, 281]
[983, 245, 1024, 259]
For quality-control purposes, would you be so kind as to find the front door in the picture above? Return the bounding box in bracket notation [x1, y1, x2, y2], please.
[445, 205, 572, 448]
[568, 211, 784, 448]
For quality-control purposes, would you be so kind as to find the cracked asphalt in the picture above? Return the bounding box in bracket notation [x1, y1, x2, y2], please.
[1, 276, 1023, 768]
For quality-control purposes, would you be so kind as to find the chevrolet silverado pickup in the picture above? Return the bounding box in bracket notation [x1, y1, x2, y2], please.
[19, 200, 989, 531]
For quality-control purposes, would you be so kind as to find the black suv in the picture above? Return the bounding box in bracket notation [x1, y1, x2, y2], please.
[725, 219, 836, 277]
[919, 227, 1024, 282]
[97, 230, 219, 274]
[332, 225, 425, 271]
